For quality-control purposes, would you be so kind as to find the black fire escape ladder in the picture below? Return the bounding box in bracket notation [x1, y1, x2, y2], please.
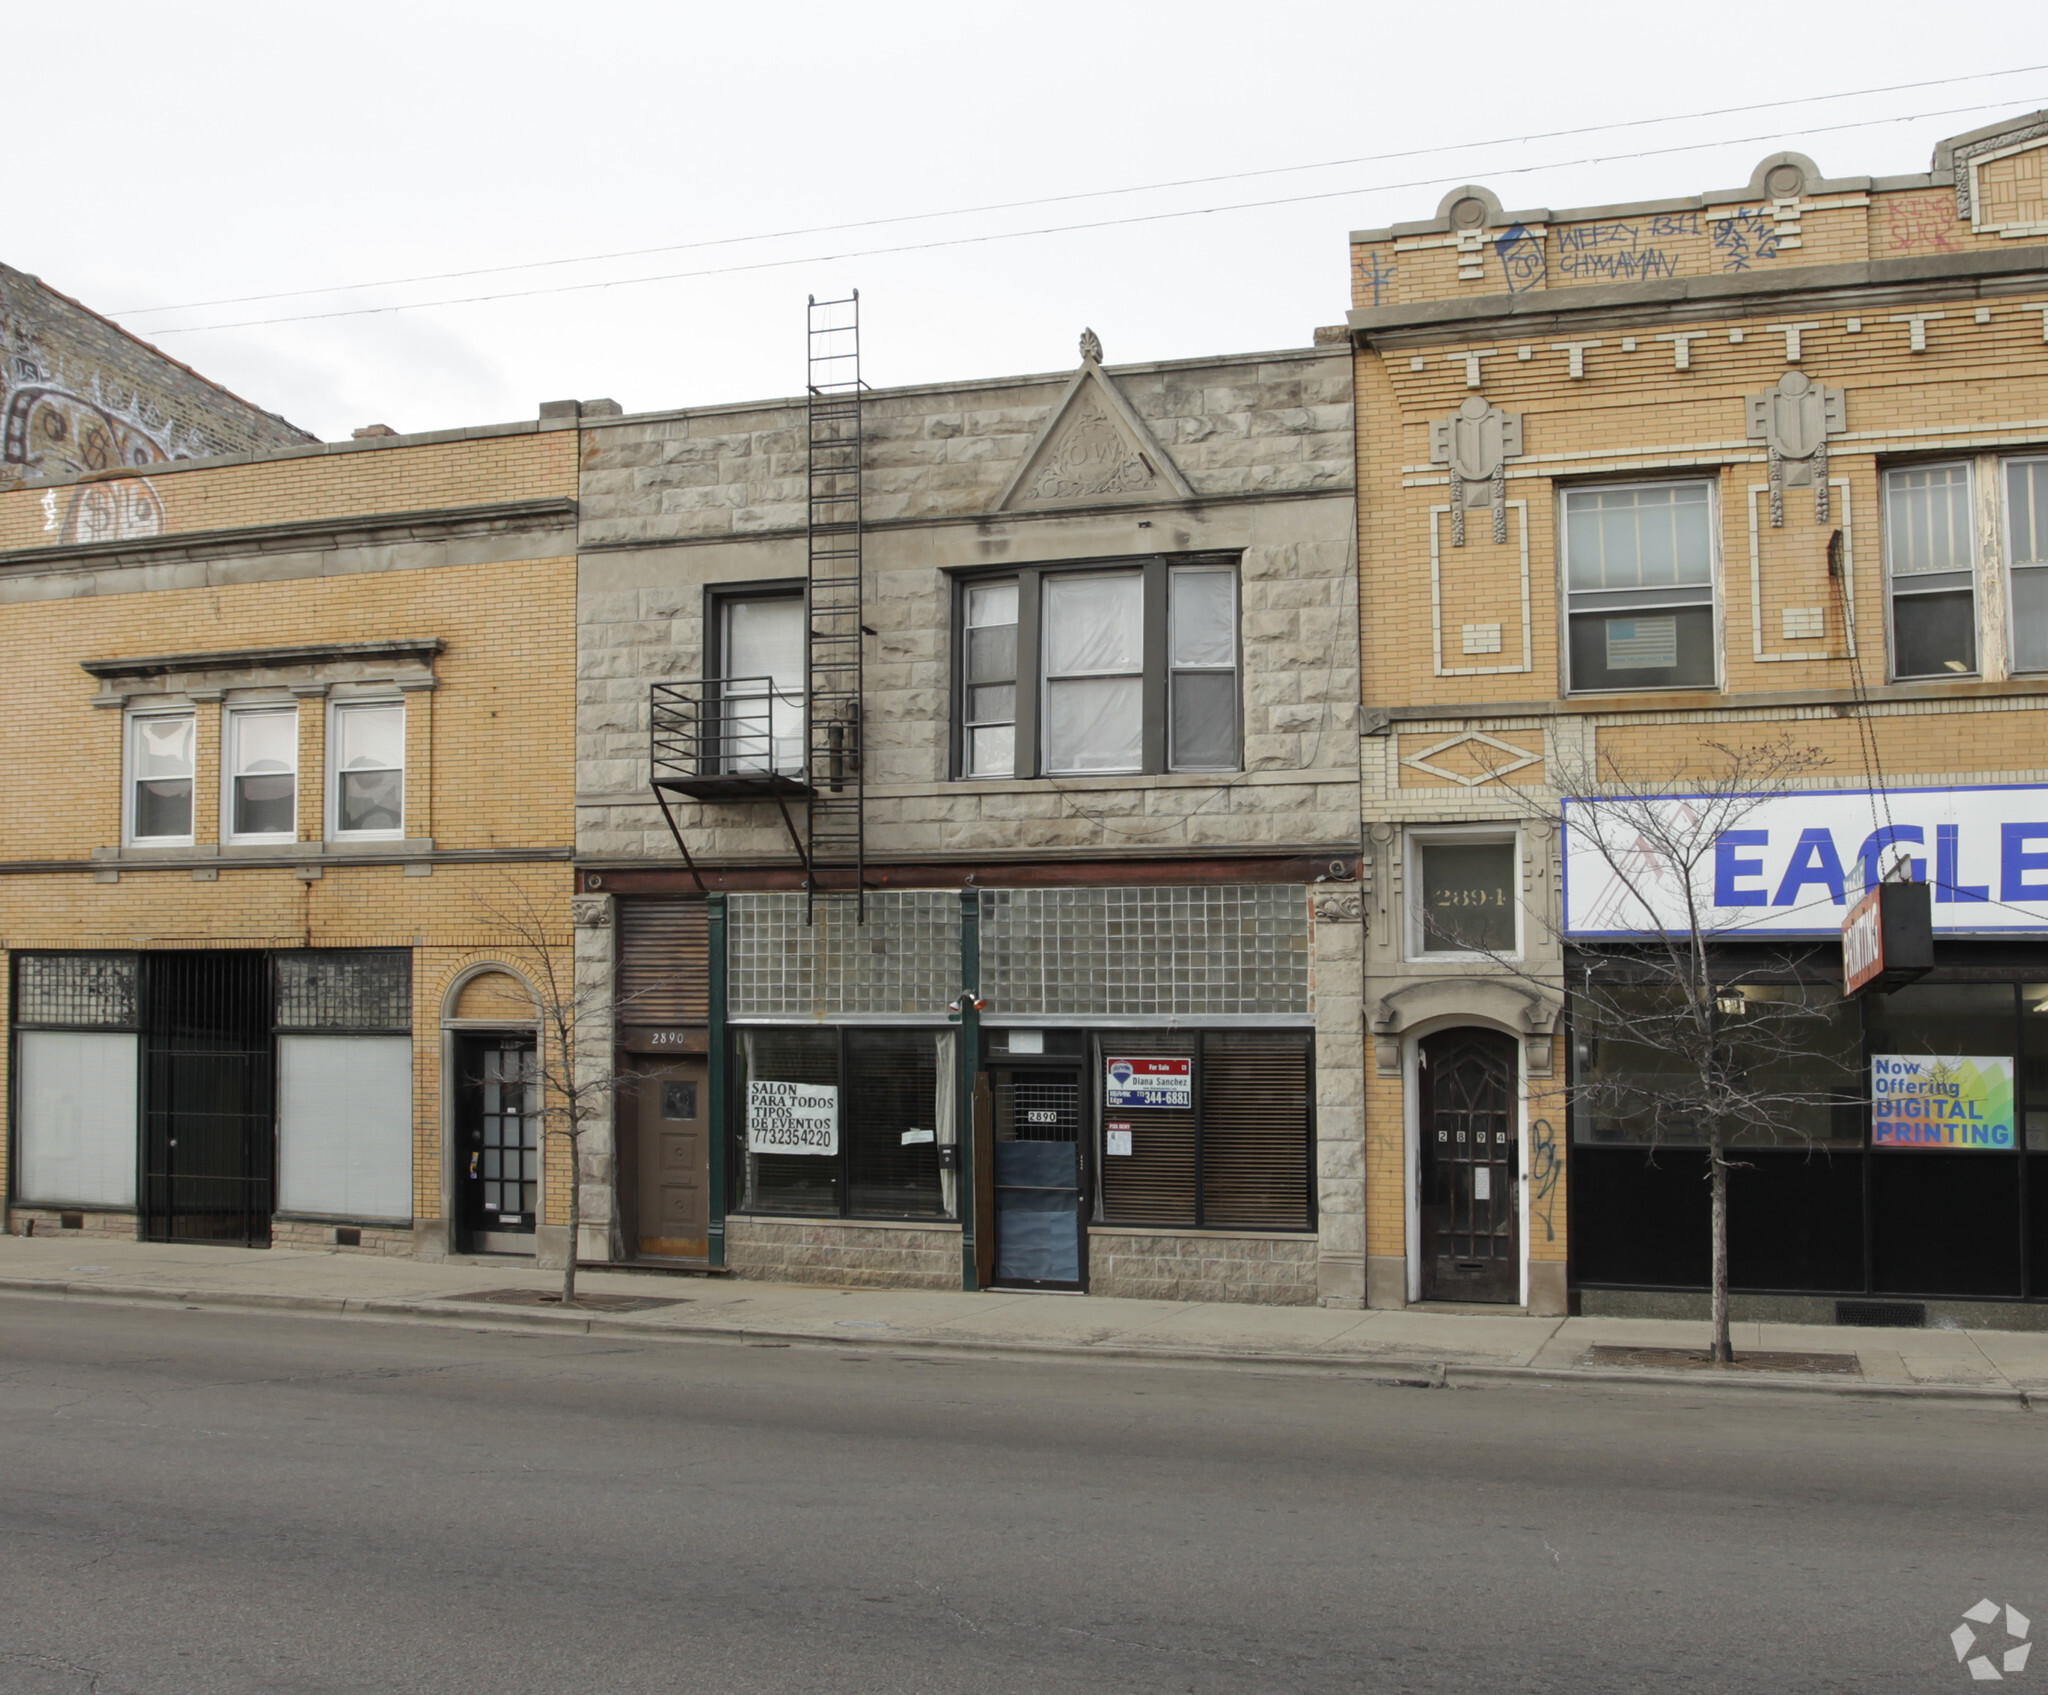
[804, 292, 867, 924]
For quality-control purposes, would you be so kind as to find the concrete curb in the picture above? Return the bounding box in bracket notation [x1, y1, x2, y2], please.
[3, 1275, 2035, 1406]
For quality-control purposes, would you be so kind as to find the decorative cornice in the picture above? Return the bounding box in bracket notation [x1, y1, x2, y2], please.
[0, 497, 577, 577]
[82, 638, 446, 683]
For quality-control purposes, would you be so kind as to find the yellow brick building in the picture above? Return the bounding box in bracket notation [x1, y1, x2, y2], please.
[0, 415, 581, 1261]
[1347, 112, 2048, 1325]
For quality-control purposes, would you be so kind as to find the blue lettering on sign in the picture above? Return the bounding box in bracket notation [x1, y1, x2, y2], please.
[1853, 825, 1925, 890]
[2001, 823, 2048, 899]
[1936, 823, 1990, 903]
[1773, 827, 1848, 906]
[1714, 830, 1769, 906]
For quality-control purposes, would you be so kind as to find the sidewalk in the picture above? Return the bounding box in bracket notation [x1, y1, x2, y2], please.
[2, 1234, 2043, 1404]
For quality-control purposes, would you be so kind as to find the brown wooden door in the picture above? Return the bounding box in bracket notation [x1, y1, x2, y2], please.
[632, 1059, 709, 1261]
[1418, 1027, 1519, 1302]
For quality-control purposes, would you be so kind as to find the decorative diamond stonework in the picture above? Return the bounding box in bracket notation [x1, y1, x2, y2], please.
[1400, 731, 1542, 788]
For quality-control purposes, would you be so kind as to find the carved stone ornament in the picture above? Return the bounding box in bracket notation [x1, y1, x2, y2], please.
[1746, 370, 1846, 526]
[994, 357, 1193, 512]
[570, 895, 613, 928]
[1429, 396, 1523, 546]
[1079, 326, 1103, 364]
[1313, 890, 1364, 923]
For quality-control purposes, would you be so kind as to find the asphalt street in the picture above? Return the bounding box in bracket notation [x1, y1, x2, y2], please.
[0, 1297, 2041, 1695]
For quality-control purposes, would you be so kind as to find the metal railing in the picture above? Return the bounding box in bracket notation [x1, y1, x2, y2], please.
[650, 676, 810, 786]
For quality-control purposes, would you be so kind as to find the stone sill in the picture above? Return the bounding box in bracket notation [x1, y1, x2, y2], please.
[99, 838, 436, 862]
[577, 767, 1359, 808]
[731, 1214, 962, 1233]
[1092, 1226, 1319, 1243]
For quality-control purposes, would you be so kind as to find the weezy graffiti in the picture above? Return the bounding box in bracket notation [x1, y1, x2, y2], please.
[1554, 221, 1682, 282]
[1529, 1117, 1563, 1243]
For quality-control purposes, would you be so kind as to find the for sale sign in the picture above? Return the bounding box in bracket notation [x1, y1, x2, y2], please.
[746, 1079, 839, 1154]
[1105, 1057, 1191, 1110]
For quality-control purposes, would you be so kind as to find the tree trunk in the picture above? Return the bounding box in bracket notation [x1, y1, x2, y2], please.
[562, 1120, 579, 1307]
[1708, 1134, 1732, 1364]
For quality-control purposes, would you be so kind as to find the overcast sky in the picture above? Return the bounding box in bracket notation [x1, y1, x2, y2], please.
[29, 1, 2048, 441]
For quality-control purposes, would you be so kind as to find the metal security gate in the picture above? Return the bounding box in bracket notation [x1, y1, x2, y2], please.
[457, 1034, 541, 1254]
[1418, 1027, 1519, 1302]
[140, 952, 274, 1247]
[990, 1065, 1086, 1289]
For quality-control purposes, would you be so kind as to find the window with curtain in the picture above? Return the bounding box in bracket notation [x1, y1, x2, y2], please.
[718, 593, 805, 775]
[955, 557, 1241, 779]
[330, 701, 405, 837]
[1562, 482, 1717, 692]
[127, 711, 195, 843]
[1885, 463, 1977, 678]
[225, 706, 298, 842]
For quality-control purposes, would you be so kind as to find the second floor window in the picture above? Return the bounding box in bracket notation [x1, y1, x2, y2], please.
[331, 702, 404, 837]
[127, 712, 194, 845]
[1562, 482, 1716, 693]
[1885, 463, 1977, 678]
[2007, 457, 2048, 672]
[225, 707, 297, 842]
[956, 559, 1241, 780]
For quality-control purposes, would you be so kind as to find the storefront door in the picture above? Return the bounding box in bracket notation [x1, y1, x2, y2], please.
[457, 1034, 539, 1255]
[628, 1059, 710, 1261]
[1418, 1027, 1519, 1302]
[990, 1063, 1087, 1289]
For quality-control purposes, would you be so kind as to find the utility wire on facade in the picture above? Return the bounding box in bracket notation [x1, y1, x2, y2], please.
[131, 93, 2048, 338]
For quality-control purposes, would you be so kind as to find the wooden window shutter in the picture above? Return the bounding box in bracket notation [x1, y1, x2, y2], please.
[1198, 1031, 1313, 1231]
[617, 900, 710, 1025]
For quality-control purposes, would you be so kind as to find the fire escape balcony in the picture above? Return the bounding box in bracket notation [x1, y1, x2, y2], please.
[649, 676, 815, 802]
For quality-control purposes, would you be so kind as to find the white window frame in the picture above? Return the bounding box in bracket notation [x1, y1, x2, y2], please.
[123, 707, 197, 847]
[2001, 453, 2048, 675]
[221, 703, 299, 845]
[1557, 479, 1722, 696]
[327, 697, 406, 841]
[1405, 828, 1523, 963]
[1882, 459, 1980, 682]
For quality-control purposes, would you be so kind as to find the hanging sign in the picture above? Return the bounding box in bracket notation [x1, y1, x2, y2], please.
[746, 1080, 839, 1154]
[1841, 881, 1933, 997]
[1870, 1055, 2014, 1150]
[1105, 1057, 1191, 1109]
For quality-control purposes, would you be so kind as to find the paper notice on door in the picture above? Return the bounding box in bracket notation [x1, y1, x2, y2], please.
[747, 1080, 839, 1154]
[900, 1128, 935, 1145]
[1105, 1123, 1133, 1157]
[1473, 1167, 1492, 1201]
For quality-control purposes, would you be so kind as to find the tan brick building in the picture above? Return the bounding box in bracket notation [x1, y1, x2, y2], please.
[0, 410, 582, 1262]
[1347, 112, 2048, 1325]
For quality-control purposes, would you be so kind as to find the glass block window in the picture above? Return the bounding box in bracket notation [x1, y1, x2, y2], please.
[274, 950, 413, 1031]
[978, 885, 1310, 1018]
[727, 892, 962, 1018]
[14, 954, 139, 1029]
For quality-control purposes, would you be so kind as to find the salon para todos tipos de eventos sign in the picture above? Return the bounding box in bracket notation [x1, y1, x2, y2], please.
[1563, 783, 2048, 937]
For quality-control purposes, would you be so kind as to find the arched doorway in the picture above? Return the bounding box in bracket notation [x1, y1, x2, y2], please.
[1417, 1027, 1519, 1302]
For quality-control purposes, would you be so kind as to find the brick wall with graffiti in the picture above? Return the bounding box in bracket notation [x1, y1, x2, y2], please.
[0, 263, 315, 543]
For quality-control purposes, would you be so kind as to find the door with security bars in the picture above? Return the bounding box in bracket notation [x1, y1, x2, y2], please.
[990, 1064, 1086, 1289]
[1418, 1027, 1520, 1302]
[457, 1035, 540, 1254]
[140, 952, 273, 1248]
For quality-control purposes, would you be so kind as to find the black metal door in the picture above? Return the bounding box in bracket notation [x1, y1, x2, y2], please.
[1419, 1027, 1519, 1302]
[140, 952, 273, 1248]
[457, 1035, 540, 1254]
[990, 1064, 1086, 1289]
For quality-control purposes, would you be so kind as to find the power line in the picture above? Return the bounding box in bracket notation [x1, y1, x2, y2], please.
[139, 94, 2047, 339]
[113, 64, 2048, 320]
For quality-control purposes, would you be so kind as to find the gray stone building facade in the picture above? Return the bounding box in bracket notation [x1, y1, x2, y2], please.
[570, 337, 1368, 1306]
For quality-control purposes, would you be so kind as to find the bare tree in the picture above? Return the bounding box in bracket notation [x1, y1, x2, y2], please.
[1445, 735, 1856, 1364]
[465, 877, 643, 1306]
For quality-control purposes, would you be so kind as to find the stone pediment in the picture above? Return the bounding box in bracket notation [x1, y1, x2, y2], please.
[995, 336, 1193, 512]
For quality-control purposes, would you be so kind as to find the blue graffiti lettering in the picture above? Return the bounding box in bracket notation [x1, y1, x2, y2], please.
[1363, 248, 1396, 308]
[1649, 212, 1702, 238]
[1493, 223, 1548, 294]
[1554, 248, 1680, 281]
[1711, 208, 1781, 272]
[1555, 222, 1640, 252]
